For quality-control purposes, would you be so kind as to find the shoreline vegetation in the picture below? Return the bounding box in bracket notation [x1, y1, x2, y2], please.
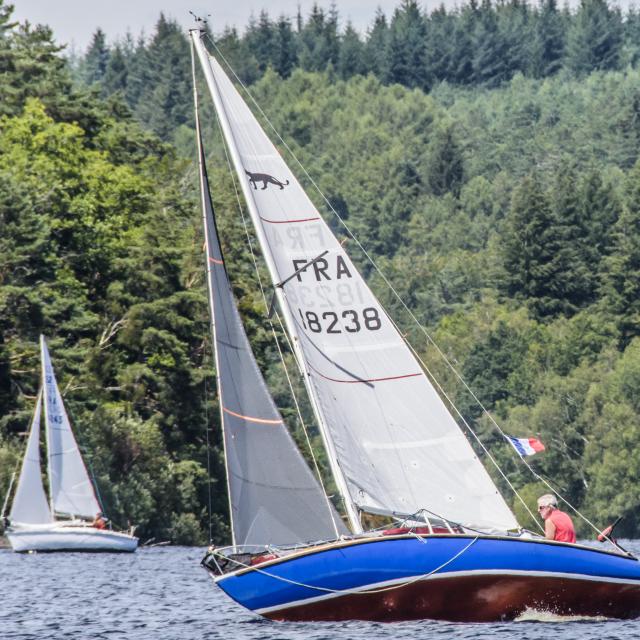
[2, 0, 640, 544]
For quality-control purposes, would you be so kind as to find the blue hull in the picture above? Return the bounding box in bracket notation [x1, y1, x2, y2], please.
[206, 535, 640, 621]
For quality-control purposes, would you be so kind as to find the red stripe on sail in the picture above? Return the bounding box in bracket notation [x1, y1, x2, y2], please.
[259, 216, 320, 224]
[208, 257, 224, 265]
[223, 406, 282, 425]
[308, 363, 422, 385]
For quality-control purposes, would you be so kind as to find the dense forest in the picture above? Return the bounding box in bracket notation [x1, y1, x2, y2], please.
[2, 0, 640, 543]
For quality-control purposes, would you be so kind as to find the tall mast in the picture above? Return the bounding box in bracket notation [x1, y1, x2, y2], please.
[189, 30, 362, 533]
[40, 334, 55, 518]
[190, 37, 237, 546]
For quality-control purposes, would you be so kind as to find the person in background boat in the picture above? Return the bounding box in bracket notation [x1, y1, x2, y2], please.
[92, 512, 107, 530]
[537, 494, 576, 543]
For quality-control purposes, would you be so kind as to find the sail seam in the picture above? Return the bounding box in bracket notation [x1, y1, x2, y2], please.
[259, 215, 320, 224]
[222, 406, 283, 425]
[308, 364, 422, 385]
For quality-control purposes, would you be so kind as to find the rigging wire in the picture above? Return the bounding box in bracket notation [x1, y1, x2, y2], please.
[210, 535, 480, 596]
[203, 375, 214, 545]
[201, 33, 605, 542]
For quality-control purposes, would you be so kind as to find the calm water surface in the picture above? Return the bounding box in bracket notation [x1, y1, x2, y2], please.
[1, 542, 639, 640]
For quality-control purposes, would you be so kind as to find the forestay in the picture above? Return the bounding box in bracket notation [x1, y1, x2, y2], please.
[9, 390, 52, 525]
[193, 34, 518, 532]
[41, 336, 101, 519]
[195, 93, 345, 546]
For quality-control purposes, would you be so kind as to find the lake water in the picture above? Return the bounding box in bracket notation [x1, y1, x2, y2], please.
[2, 542, 639, 640]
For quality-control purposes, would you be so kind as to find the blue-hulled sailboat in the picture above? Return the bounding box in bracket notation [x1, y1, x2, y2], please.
[189, 27, 640, 622]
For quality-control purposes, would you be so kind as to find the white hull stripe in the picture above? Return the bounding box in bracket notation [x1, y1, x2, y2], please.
[250, 569, 640, 616]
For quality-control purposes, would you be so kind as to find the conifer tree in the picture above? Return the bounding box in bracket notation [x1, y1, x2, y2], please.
[502, 173, 571, 317]
[245, 10, 276, 74]
[337, 23, 365, 79]
[529, 0, 566, 77]
[424, 6, 457, 85]
[550, 163, 596, 310]
[425, 122, 465, 197]
[452, 3, 477, 84]
[601, 161, 640, 344]
[103, 43, 128, 96]
[385, 0, 428, 89]
[273, 15, 297, 77]
[364, 9, 389, 77]
[84, 28, 110, 85]
[298, 4, 339, 72]
[565, 0, 623, 75]
[134, 15, 192, 140]
[472, 0, 510, 87]
[497, 0, 531, 79]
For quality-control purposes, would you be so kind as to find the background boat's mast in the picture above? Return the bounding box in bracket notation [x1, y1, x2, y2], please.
[40, 334, 55, 520]
[189, 29, 362, 534]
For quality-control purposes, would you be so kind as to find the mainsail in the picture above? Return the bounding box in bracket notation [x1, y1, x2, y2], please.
[41, 336, 101, 519]
[192, 32, 518, 533]
[194, 74, 346, 546]
[9, 389, 52, 525]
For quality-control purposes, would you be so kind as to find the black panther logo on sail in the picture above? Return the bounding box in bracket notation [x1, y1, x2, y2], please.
[245, 169, 290, 190]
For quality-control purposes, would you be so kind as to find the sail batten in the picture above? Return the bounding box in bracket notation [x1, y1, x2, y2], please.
[192, 42, 345, 546]
[192, 32, 518, 533]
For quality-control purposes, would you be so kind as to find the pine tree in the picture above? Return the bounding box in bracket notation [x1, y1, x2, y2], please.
[472, 0, 510, 87]
[549, 163, 596, 310]
[364, 9, 389, 77]
[385, 0, 428, 89]
[565, 0, 623, 75]
[134, 15, 192, 140]
[529, 0, 566, 78]
[622, 7, 640, 68]
[425, 122, 465, 197]
[84, 28, 110, 85]
[273, 15, 297, 77]
[497, 0, 531, 79]
[245, 10, 276, 74]
[600, 161, 640, 344]
[424, 6, 457, 85]
[502, 173, 571, 317]
[337, 23, 365, 79]
[298, 4, 340, 72]
[103, 43, 128, 96]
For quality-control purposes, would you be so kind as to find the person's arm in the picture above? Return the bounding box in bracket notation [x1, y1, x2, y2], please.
[545, 517, 556, 540]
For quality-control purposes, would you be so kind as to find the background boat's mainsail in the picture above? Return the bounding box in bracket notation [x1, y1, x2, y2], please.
[193, 33, 519, 533]
[41, 336, 101, 519]
[195, 103, 346, 546]
[9, 390, 52, 524]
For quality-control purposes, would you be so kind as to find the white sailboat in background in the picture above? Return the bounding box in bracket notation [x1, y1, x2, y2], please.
[3, 336, 138, 552]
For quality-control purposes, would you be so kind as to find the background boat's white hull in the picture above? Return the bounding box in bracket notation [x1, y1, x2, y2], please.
[7, 525, 138, 552]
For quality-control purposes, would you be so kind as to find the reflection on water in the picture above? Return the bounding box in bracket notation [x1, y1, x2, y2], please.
[1, 541, 638, 640]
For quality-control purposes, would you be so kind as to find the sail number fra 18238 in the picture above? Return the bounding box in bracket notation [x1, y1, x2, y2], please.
[298, 308, 382, 333]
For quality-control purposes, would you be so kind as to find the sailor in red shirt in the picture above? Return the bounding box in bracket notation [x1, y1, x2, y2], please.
[537, 494, 576, 543]
[92, 512, 107, 530]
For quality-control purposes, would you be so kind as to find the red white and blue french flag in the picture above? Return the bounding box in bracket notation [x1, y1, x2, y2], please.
[507, 435, 545, 457]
